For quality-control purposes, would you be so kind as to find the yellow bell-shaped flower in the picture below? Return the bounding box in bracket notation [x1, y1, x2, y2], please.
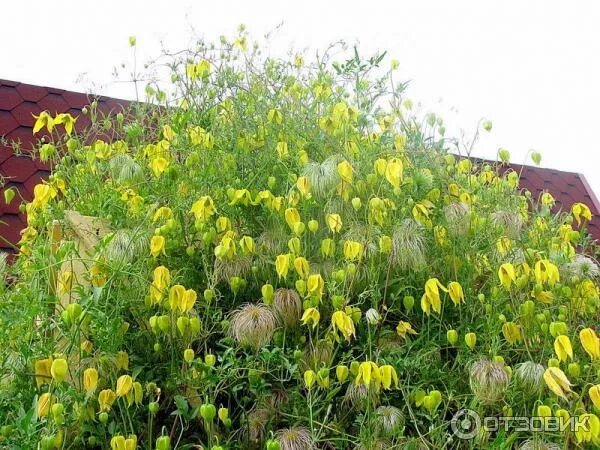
[307, 274, 324, 300]
[325, 213, 342, 233]
[150, 235, 166, 258]
[98, 389, 117, 412]
[116, 375, 133, 397]
[447, 281, 464, 306]
[301, 307, 320, 329]
[554, 335, 573, 362]
[571, 202, 592, 226]
[384, 158, 403, 188]
[83, 368, 99, 394]
[589, 385, 600, 409]
[498, 263, 516, 290]
[275, 254, 291, 280]
[543, 367, 572, 399]
[579, 328, 600, 360]
[331, 310, 355, 341]
[337, 160, 353, 183]
[293, 256, 310, 280]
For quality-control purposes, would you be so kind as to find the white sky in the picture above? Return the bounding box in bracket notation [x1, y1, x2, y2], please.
[2, 0, 600, 198]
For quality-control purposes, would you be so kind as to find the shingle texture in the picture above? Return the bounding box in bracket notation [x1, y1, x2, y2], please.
[498, 162, 600, 242]
[0, 79, 128, 252]
[1, 79, 599, 252]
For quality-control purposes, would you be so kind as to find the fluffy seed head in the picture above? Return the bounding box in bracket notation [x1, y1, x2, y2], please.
[273, 288, 302, 329]
[392, 219, 426, 270]
[229, 303, 277, 349]
[276, 427, 314, 450]
[469, 359, 509, 405]
[375, 405, 404, 436]
[514, 361, 545, 396]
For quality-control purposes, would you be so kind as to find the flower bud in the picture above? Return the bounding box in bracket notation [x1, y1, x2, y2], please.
[184, 349, 195, 363]
[200, 403, 216, 422]
[447, 329, 458, 346]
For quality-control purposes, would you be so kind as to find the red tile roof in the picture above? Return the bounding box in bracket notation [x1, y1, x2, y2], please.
[0, 79, 128, 252]
[497, 162, 600, 242]
[1, 79, 599, 252]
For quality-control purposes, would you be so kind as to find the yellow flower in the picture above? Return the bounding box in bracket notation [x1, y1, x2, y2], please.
[336, 365, 349, 383]
[343, 240, 363, 261]
[33, 111, 55, 134]
[331, 310, 356, 341]
[116, 375, 133, 397]
[325, 213, 342, 233]
[116, 351, 129, 371]
[150, 266, 170, 304]
[384, 158, 403, 188]
[168, 285, 186, 312]
[554, 335, 573, 362]
[150, 235, 166, 258]
[111, 435, 138, 450]
[215, 216, 232, 233]
[98, 389, 117, 411]
[589, 385, 600, 409]
[355, 361, 381, 387]
[214, 236, 236, 259]
[447, 281, 464, 306]
[541, 192, 555, 206]
[275, 254, 291, 280]
[498, 263, 516, 290]
[54, 113, 77, 135]
[32, 184, 53, 209]
[276, 141, 289, 158]
[396, 321, 417, 338]
[534, 260, 560, 286]
[296, 176, 311, 197]
[285, 208, 301, 230]
[412, 201, 433, 228]
[502, 322, 522, 344]
[50, 358, 68, 383]
[37, 392, 56, 418]
[337, 160, 353, 183]
[307, 274, 324, 300]
[575, 413, 600, 444]
[190, 196, 215, 221]
[496, 237, 512, 255]
[571, 202, 592, 226]
[580, 328, 600, 360]
[150, 157, 169, 177]
[543, 367, 572, 399]
[239, 236, 255, 255]
[34, 358, 52, 388]
[304, 370, 317, 389]
[301, 307, 320, 328]
[83, 368, 99, 394]
[293, 256, 310, 279]
[465, 332, 477, 350]
[321, 238, 335, 257]
[420, 278, 447, 315]
[181, 289, 197, 313]
[152, 206, 173, 222]
[379, 365, 399, 390]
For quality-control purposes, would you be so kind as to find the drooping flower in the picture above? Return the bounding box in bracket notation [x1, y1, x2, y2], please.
[579, 328, 600, 360]
[83, 368, 99, 394]
[307, 274, 324, 300]
[396, 321, 417, 338]
[50, 358, 68, 383]
[534, 260, 560, 286]
[337, 160, 353, 184]
[589, 385, 600, 409]
[150, 235, 166, 258]
[571, 202, 592, 226]
[543, 367, 572, 399]
[343, 240, 363, 261]
[502, 321, 522, 344]
[116, 375, 133, 397]
[384, 158, 403, 188]
[275, 254, 292, 280]
[190, 196, 215, 221]
[420, 278, 447, 315]
[293, 257, 310, 279]
[447, 281, 464, 306]
[326, 213, 342, 233]
[379, 365, 399, 390]
[37, 392, 56, 418]
[98, 389, 117, 411]
[34, 358, 52, 388]
[331, 310, 356, 341]
[554, 335, 573, 362]
[300, 308, 320, 329]
[498, 263, 516, 290]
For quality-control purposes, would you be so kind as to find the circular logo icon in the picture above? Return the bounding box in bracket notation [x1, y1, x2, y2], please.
[451, 409, 481, 440]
